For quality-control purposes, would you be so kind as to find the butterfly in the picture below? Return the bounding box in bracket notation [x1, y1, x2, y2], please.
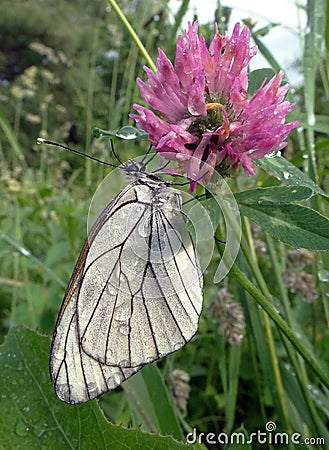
[48, 151, 203, 404]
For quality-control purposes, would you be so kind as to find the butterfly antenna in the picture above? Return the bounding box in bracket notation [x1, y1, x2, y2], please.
[151, 159, 171, 173]
[110, 139, 123, 165]
[37, 138, 117, 168]
[142, 144, 156, 165]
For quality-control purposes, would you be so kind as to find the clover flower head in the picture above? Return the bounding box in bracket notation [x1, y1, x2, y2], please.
[130, 22, 299, 191]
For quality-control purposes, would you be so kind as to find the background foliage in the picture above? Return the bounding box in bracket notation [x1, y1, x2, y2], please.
[0, 0, 329, 449]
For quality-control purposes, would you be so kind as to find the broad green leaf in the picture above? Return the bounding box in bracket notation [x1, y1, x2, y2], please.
[124, 364, 183, 440]
[0, 326, 203, 450]
[238, 203, 329, 250]
[255, 156, 328, 198]
[235, 186, 313, 205]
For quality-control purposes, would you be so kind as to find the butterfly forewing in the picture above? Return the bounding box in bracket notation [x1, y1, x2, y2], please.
[50, 166, 203, 404]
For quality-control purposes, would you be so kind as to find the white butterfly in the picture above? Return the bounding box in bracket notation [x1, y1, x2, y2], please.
[50, 158, 203, 404]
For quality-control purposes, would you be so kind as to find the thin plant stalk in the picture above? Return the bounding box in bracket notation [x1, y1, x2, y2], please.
[107, 0, 156, 72]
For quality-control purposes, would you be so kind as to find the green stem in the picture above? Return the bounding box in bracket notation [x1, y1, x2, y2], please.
[216, 242, 329, 390]
[242, 218, 272, 298]
[107, 0, 156, 72]
[264, 236, 293, 324]
[243, 219, 289, 427]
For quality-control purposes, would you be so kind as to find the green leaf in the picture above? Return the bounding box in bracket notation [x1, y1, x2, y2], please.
[255, 156, 328, 198]
[0, 326, 203, 450]
[238, 203, 329, 250]
[235, 185, 313, 205]
[124, 364, 183, 440]
[93, 125, 149, 141]
[248, 68, 276, 96]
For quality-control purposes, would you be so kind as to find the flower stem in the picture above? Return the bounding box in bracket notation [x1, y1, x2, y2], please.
[107, 0, 156, 72]
[216, 242, 329, 389]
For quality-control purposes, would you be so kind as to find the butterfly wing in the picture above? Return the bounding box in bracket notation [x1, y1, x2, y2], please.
[50, 180, 203, 404]
[50, 288, 142, 404]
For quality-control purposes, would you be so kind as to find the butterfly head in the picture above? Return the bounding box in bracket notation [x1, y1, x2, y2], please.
[123, 160, 147, 182]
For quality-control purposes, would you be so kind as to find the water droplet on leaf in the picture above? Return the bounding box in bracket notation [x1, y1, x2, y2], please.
[318, 269, 329, 282]
[33, 419, 47, 438]
[15, 420, 29, 437]
[265, 151, 277, 159]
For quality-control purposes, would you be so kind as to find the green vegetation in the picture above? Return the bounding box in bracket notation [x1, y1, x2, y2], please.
[1, 0, 329, 449]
